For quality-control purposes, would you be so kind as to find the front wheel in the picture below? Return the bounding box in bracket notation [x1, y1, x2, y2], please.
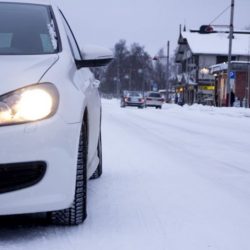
[48, 122, 88, 225]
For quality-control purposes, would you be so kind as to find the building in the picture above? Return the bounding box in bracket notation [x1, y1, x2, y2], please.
[175, 30, 250, 105]
[210, 61, 250, 107]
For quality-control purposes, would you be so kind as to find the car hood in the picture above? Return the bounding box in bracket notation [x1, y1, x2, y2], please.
[0, 55, 59, 95]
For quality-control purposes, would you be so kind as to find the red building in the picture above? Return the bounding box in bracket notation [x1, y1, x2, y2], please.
[210, 61, 250, 107]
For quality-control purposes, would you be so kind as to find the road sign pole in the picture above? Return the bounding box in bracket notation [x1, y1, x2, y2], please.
[226, 0, 235, 107]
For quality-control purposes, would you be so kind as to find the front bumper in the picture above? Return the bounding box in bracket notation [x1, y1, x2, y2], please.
[0, 115, 81, 215]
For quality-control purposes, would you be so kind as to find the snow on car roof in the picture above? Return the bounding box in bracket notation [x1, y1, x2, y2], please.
[0, 0, 52, 5]
[182, 31, 250, 56]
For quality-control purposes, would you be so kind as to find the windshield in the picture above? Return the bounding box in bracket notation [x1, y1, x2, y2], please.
[149, 93, 161, 98]
[128, 92, 142, 97]
[0, 3, 59, 55]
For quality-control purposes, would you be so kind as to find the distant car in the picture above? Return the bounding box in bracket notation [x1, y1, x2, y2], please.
[145, 92, 164, 109]
[120, 91, 145, 108]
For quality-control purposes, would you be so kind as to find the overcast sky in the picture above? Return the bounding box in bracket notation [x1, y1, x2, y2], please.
[57, 0, 250, 56]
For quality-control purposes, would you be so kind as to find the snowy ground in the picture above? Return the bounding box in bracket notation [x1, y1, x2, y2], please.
[1, 99, 250, 250]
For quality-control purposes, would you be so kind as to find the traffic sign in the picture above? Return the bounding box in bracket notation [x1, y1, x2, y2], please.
[230, 72, 235, 79]
[152, 82, 158, 91]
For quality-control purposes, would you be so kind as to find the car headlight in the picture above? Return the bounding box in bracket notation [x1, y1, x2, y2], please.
[0, 83, 59, 126]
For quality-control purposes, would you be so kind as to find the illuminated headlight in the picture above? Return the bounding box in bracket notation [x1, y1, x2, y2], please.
[0, 83, 59, 126]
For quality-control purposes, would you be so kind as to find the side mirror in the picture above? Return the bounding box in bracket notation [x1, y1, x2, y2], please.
[76, 45, 113, 68]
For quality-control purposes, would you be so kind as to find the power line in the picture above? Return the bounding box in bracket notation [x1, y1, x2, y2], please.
[209, 5, 231, 25]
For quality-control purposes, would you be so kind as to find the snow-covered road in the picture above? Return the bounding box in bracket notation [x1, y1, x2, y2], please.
[1, 99, 250, 250]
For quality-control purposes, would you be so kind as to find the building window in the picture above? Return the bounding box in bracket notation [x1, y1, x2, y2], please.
[217, 56, 236, 64]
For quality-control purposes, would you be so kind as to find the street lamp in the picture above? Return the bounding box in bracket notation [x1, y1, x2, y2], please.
[137, 68, 145, 92]
[113, 77, 120, 97]
[137, 68, 143, 74]
[153, 41, 170, 102]
[124, 74, 130, 90]
[200, 67, 210, 75]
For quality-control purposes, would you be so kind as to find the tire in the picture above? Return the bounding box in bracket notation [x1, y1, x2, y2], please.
[48, 122, 88, 226]
[120, 101, 126, 108]
[90, 132, 102, 179]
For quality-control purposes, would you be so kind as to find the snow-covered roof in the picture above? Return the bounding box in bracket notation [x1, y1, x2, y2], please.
[0, 0, 52, 5]
[181, 31, 250, 56]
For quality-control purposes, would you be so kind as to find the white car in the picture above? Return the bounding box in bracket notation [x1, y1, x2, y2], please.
[145, 92, 164, 109]
[120, 91, 145, 108]
[0, 0, 113, 225]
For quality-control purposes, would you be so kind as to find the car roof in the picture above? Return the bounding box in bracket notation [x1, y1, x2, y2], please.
[0, 0, 52, 5]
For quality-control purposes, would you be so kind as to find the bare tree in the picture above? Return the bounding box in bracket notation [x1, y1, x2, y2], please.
[97, 40, 153, 95]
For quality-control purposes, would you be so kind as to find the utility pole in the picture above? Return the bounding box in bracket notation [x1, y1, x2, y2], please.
[226, 0, 235, 107]
[248, 63, 250, 108]
[166, 41, 170, 102]
[116, 57, 120, 97]
[247, 39, 250, 108]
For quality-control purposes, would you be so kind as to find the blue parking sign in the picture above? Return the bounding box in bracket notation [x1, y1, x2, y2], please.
[230, 72, 235, 79]
[151, 82, 158, 91]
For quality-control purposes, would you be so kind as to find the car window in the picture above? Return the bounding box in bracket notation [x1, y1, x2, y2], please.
[129, 92, 142, 97]
[0, 3, 59, 55]
[59, 10, 82, 61]
[149, 93, 161, 98]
